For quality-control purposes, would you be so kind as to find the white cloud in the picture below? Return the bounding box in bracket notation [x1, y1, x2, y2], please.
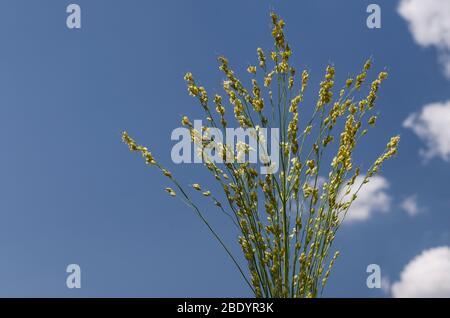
[341, 175, 391, 223]
[400, 195, 424, 216]
[403, 100, 450, 161]
[398, 0, 450, 77]
[381, 276, 391, 294]
[392, 246, 450, 297]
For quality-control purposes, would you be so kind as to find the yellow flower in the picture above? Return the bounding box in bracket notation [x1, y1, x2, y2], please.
[316, 66, 335, 109]
[270, 51, 277, 62]
[345, 78, 353, 88]
[379, 71, 388, 80]
[257, 48, 266, 68]
[270, 12, 286, 49]
[162, 169, 172, 178]
[264, 71, 274, 87]
[164, 187, 176, 197]
[247, 66, 257, 74]
[181, 116, 191, 126]
[364, 59, 372, 71]
[184, 72, 194, 82]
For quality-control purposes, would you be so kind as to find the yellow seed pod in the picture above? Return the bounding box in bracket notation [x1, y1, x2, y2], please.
[181, 116, 191, 126]
[247, 66, 257, 74]
[162, 169, 172, 178]
[164, 187, 176, 197]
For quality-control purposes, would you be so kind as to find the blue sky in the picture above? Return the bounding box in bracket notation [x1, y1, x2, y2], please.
[0, 0, 449, 297]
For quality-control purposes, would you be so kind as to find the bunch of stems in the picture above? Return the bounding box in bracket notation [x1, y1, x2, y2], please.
[122, 13, 399, 298]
